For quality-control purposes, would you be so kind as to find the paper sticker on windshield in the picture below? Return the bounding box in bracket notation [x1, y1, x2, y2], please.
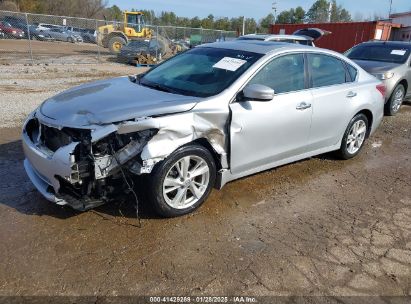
[213, 57, 247, 71]
[391, 50, 406, 56]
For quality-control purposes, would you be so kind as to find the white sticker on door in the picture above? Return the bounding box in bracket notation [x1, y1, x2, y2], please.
[213, 57, 247, 71]
[391, 50, 406, 56]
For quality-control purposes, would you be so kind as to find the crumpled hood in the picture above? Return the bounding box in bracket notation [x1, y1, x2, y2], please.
[39, 77, 200, 126]
[353, 60, 400, 74]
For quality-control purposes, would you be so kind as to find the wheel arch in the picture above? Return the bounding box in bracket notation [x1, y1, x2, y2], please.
[355, 109, 373, 138]
[397, 79, 408, 95]
[191, 138, 223, 171]
[107, 31, 128, 43]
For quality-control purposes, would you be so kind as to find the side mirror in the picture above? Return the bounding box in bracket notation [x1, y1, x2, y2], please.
[242, 84, 274, 101]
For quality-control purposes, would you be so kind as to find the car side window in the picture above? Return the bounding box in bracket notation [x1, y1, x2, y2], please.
[248, 54, 305, 94]
[346, 63, 358, 82]
[308, 54, 348, 88]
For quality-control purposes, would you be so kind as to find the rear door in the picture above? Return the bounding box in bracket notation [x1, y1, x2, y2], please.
[306, 53, 360, 150]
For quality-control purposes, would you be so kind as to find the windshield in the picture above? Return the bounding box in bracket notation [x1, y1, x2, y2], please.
[346, 44, 411, 64]
[140, 47, 262, 97]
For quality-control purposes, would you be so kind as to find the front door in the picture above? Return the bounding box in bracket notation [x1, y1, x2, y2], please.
[230, 53, 313, 175]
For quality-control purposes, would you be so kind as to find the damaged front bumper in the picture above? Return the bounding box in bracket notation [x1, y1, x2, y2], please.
[22, 113, 157, 211]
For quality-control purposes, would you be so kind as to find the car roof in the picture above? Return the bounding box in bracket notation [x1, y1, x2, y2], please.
[239, 34, 312, 41]
[360, 41, 411, 49]
[198, 40, 315, 55]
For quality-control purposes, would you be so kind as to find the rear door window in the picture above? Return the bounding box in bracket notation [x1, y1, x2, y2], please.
[308, 54, 348, 88]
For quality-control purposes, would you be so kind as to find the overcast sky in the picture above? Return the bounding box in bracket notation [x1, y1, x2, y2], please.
[110, 0, 411, 20]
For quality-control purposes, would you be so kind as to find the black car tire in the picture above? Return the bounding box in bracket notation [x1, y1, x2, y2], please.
[337, 113, 369, 160]
[147, 144, 216, 218]
[385, 84, 405, 116]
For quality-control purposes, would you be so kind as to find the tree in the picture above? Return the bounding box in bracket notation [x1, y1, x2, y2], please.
[104, 5, 122, 21]
[294, 6, 305, 23]
[330, 0, 351, 22]
[259, 13, 275, 33]
[0, 0, 18, 11]
[306, 0, 330, 23]
[277, 10, 293, 24]
[306, 0, 351, 23]
[276, 6, 305, 24]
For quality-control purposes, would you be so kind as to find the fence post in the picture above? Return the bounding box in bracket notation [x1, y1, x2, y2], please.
[95, 19, 101, 62]
[155, 26, 159, 61]
[25, 13, 34, 65]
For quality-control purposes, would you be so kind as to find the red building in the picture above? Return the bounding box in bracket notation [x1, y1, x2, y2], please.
[270, 21, 401, 53]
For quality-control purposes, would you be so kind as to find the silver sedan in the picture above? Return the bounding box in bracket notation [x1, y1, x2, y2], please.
[22, 41, 384, 217]
[345, 41, 411, 116]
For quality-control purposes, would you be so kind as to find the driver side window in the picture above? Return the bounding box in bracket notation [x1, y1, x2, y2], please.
[248, 54, 305, 94]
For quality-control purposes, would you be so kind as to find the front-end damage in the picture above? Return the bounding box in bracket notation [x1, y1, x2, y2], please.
[22, 109, 229, 211]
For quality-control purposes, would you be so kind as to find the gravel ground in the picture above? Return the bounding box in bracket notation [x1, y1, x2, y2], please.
[0, 59, 411, 300]
[0, 63, 145, 128]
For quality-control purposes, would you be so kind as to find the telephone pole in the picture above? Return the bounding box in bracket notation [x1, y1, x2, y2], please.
[272, 2, 277, 24]
[388, 0, 393, 18]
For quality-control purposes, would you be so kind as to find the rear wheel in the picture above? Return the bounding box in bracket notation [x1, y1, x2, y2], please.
[108, 36, 126, 54]
[338, 114, 369, 160]
[385, 84, 405, 116]
[147, 144, 216, 217]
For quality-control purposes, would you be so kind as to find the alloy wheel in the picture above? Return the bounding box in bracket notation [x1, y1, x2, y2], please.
[162, 155, 210, 209]
[391, 86, 404, 113]
[346, 120, 367, 155]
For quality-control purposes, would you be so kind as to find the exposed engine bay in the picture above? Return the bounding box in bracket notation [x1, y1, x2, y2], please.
[23, 109, 228, 211]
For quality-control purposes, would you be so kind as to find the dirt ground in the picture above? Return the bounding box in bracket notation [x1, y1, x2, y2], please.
[0, 58, 411, 300]
[0, 39, 112, 64]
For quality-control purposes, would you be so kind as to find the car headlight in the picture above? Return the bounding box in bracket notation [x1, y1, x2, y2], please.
[373, 72, 394, 80]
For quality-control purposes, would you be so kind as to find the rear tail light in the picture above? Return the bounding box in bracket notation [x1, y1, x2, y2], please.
[376, 83, 386, 97]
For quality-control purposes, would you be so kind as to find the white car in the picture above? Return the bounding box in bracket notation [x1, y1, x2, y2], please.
[238, 28, 329, 47]
[35, 23, 63, 31]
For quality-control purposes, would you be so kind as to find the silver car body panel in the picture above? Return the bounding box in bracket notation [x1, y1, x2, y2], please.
[22, 41, 384, 206]
[349, 42, 411, 100]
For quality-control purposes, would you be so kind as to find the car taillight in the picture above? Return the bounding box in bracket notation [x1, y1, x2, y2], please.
[376, 83, 386, 97]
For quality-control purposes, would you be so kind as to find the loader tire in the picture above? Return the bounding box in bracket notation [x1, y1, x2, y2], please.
[108, 36, 126, 54]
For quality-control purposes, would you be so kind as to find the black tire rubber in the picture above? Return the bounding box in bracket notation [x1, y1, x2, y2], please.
[147, 144, 216, 218]
[108, 36, 126, 54]
[385, 84, 405, 116]
[67, 37, 74, 43]
[337, 113, 369, 160]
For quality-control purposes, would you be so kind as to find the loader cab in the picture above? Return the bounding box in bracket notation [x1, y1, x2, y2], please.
[124, 11, 146, 33]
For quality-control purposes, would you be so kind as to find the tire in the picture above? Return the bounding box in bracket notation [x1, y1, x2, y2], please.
[67, 37, 74, 43]
[385, 84, 405, 116]
[147, 144, 216, 217]
[108, 36, 126, 54]
[338, 113, 369, 160]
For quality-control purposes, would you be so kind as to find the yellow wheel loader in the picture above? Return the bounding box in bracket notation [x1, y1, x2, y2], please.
[98, 11, 153, 54]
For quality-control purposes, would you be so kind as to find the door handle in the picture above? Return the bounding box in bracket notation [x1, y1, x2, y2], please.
[346, 91, 357, 98]
[232, 125, 243, 133]
[296, 102, 312, 110]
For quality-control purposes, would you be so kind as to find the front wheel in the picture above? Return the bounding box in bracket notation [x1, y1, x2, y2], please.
[337, 114, 369, 160]
[108, 36, 126, 54]
[385, 84, 405, 116]
[147, 144, 216, 217]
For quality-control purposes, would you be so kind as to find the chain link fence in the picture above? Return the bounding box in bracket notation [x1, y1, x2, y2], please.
[0, 10, 237, 66]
